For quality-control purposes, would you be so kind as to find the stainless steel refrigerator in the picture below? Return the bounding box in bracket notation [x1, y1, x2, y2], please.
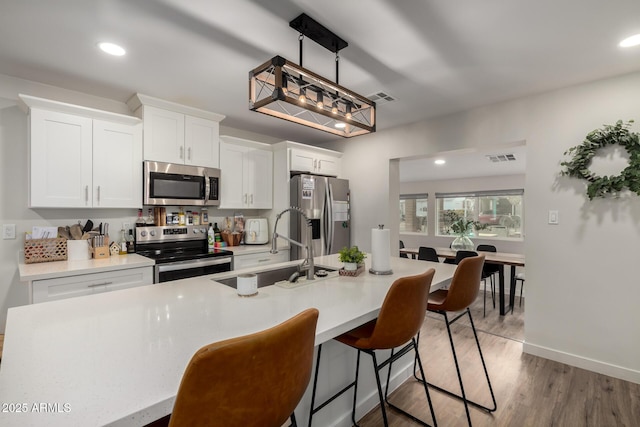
[289, 174, 350, 260]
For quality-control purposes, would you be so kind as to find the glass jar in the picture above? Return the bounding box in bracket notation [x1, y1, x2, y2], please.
[451, 235, 474, 251]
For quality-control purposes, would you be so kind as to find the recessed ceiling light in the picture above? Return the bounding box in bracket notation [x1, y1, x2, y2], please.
[97, 42, 126, 56]
[619, 34, 640, 48]
[335, 122, 346, 129]
[434, 159, 446, 165]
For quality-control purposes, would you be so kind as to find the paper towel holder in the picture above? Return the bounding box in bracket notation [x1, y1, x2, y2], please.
[369, 224, 393, 275]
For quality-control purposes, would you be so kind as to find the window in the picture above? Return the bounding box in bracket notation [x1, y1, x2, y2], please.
[436, 189, 524, 239]
[400, 194, 428, 234]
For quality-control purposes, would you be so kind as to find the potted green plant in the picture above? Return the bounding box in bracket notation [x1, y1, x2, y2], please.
[338, 246, 366, 271]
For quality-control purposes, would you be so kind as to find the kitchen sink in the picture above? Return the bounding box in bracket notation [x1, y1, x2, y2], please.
[213, 265, 337, 289]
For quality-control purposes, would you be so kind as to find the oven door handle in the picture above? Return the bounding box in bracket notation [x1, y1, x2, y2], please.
[157, 256, 232, 273]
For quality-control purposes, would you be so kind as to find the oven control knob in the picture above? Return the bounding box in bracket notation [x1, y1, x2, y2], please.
[200, 228, 206, 233]
[193, 229, 198, 234]
[140, 231, 147, 237]
[149, 230, 156, 237]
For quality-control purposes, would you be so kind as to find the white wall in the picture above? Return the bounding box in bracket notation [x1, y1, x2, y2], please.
[325, 71, 640, 384]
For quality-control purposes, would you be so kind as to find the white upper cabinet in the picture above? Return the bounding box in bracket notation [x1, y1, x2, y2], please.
[219, 136, 273, 209]
[92, 120, 142, 208]
[20, 95, 143, 208]
[289, 145, 342, 177]
[127, 94, 224, 168]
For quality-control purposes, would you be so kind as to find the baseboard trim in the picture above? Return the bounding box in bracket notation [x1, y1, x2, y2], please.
[523, 342, 640, 385]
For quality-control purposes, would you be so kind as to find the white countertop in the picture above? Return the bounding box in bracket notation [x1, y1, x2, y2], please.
[18, 254, 155, 282]
[0, 255, 455, 427]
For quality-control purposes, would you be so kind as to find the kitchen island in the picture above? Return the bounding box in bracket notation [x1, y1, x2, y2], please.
[0, 255, 456, 427]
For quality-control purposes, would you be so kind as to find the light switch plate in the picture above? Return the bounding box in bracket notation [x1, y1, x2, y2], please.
[548, 210, 559, 225]
[2, 224, 16, 239]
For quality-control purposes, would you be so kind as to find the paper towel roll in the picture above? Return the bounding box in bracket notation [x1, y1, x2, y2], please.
[371, 227, 392, 274]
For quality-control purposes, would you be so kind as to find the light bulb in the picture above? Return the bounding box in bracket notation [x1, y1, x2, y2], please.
[331, 106, 338, 114]
[619, 34, 640, 48]
[298, 94, 306, 103]
[97, 42, 126, 56]
[316, 101, 324, 109]
[345, 112, 352, 120]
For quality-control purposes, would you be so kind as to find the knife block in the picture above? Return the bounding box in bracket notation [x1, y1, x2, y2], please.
[92, 245, 110, 259]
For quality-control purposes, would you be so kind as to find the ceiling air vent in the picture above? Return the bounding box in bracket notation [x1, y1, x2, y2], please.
[486, 153, 516, 163]
[367, 91, 396, 105]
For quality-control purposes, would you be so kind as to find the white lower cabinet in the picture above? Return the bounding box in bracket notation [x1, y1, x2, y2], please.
[233, 250, 289, 270]
[31, 267, 153, 304]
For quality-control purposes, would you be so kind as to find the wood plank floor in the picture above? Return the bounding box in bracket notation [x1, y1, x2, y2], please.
[357, 293, 640, 426]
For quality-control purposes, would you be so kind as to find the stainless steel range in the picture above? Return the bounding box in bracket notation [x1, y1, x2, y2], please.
[135, 225, 233, 283]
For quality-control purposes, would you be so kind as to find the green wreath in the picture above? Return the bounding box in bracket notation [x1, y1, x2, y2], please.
[560, 120, 640, 200]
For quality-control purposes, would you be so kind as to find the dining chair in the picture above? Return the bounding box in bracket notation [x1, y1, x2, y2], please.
[476, 244, 501, 317]
[514, 272, 525, 311]
[308, 269, 438, 427]
[416, 255, 496, 426]
[455, 250, 477, 263]
[399, 240, 409, 258]
[417, 246, 439, 262]
[168, 308, 319, 427]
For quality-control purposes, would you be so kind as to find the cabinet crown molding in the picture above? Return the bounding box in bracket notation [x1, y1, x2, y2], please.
[272, 140, 343, 157]
[18, 94, 141, 125]
[127, 93, 225, 122]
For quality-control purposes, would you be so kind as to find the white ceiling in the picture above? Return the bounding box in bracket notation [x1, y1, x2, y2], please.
[0, 0, 639, 150]
[399, 144, 526, 182]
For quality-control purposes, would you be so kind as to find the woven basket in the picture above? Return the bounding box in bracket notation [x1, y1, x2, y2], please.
[221, 231, 242, 246]
[339, 264, 365, 277]
[24, 237, 68, 264]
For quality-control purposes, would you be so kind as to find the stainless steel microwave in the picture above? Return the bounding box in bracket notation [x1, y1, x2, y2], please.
[143, 161, 220, 206]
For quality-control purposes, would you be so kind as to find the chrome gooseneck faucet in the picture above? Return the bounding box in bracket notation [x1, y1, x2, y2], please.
[271, 207, 314, 281]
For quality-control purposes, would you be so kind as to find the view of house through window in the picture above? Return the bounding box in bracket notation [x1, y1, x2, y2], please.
[399, 194, 428, 234]
[436, 190, 524, 239]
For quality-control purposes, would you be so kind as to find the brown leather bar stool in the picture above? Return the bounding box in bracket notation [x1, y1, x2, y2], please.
[416, 255, 497, 426]
[308, 269, 437, 427]
[167, 308, 319, 427]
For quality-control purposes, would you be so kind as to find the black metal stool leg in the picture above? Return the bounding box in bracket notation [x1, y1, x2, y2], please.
[308, 343, 361, 427]
[370, 351, 390, 426]
[289, 412, 297, 427]
[385, 339, 438, 427]
[417, 309, 497, 427]
[442, 311, 473, 426]
[350, 351, 361, 427]
[307, 344, 323, 427]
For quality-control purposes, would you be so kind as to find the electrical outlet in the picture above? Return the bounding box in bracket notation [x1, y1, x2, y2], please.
[548, 210, 559, 225]
[3, 224, 16, 240]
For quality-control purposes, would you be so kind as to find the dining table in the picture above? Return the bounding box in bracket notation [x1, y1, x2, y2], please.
[400, 247, 525, 315]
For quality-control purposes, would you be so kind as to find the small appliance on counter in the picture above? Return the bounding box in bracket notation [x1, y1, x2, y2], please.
[244, 218, 269, 245]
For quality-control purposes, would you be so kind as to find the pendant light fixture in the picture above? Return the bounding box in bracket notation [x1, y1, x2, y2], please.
[249, 13, 376, 138]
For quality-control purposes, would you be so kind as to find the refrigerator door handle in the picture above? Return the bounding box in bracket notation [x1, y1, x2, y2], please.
[322, 183, 329, 255]
[326, 182, 335, 254]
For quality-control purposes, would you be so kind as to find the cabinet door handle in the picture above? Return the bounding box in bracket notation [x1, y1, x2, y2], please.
[85, 185, 89, 204]
[180, 146, 184, 159]
[244, 193, 248, 204]
[187, 147, 192, 160]
[96, 185, 100, 204]
[250, 194, 253, 205]
[88, 281, 112, 288]
[313, 159, 317, 170]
